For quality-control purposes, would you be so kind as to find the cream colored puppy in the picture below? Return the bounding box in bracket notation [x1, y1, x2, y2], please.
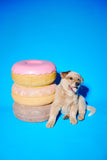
[46, 71, 96, 128]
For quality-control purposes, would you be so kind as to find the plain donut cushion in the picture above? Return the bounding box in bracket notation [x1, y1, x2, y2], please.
[13, 102, 51, 122]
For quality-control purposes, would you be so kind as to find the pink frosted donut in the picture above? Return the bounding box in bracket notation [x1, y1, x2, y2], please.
[12, 60, 56, 75]
[11, 60, 56, 86]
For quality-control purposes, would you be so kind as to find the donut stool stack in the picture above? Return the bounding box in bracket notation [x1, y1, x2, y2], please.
[11, 60, 56, 122]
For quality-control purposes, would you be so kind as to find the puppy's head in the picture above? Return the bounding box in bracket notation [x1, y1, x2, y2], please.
[60, 71, 83, 93]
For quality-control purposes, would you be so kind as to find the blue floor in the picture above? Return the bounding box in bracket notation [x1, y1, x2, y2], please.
[0, 0, 107, 160]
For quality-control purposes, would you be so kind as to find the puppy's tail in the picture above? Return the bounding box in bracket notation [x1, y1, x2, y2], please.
[87, 106, 96, 116]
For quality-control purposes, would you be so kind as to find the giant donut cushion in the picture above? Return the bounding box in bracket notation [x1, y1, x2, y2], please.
[13, 102, 51, 122]
[12, 83, 56, 106]
[11, 60, 56, 86]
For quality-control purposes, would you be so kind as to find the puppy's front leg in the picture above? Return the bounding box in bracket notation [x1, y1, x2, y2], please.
[78, 96, 86, 121]
[70, 103, 78, 125]
[46, 102, 60, 128]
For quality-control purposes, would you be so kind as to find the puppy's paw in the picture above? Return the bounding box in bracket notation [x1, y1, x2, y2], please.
[46, 120, 55, 128]
[70, 118, 77, 125]
[63, 114, 69, 120]
[78, 114, 84, 121]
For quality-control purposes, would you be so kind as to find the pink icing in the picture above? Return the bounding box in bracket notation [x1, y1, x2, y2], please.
[12, 60, 56, 75]
[12, 83, 56, 96]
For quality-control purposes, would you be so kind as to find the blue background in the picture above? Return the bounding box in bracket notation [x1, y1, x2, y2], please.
[0, 0, 107, 160]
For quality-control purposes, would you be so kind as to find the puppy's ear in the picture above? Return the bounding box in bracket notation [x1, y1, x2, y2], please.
[81, 77, 84, 83]
[60, 71, 70, 78]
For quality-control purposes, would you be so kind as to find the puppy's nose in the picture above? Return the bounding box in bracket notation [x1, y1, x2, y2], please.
[75, 82, 80, 86]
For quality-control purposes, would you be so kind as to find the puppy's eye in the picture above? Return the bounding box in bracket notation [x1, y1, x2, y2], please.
[70, 77, 73, 80]
[78, 79, 80, 81]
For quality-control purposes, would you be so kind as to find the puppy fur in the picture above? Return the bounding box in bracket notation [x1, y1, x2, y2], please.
[46, 71, 96, 128]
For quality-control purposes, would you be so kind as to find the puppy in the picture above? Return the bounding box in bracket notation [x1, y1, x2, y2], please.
[46, 71, 96, 128]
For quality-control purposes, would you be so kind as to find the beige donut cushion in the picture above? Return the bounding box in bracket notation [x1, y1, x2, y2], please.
[13, 102, 51, 122]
